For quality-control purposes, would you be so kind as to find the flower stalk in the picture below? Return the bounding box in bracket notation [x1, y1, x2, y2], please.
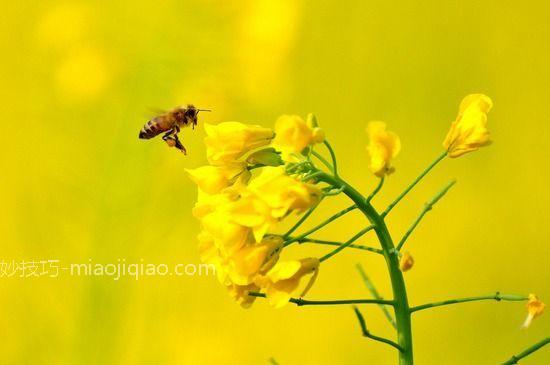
[396, 179, 456, 251]
[410, 292, 529, 313]
[294, 237, 383, 254]
[316, 170, 415, 364]
[382, 151, 447, 217]
[283, 204, 357, 246]
[247, 292, 394, 306]
[357, 263, 397, 328]
[353, 306, 403, 351]
[501, 337, 550, 365]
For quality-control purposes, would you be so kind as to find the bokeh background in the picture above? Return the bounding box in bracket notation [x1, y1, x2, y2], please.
[1, 1, 548, 364]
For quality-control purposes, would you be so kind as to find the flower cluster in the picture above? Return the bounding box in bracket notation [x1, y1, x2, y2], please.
[187, 116, 324, 308]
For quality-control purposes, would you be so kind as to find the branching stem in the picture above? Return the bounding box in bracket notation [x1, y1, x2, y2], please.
[316, 171, 414, 364]
[283, 195, 325, 238]
[501, 337, 550, 364]
[283, 204, 357, 246]
[293, 237, 383, 254]
[353, 306, 404, 351]
[312, 150, 334, 174]
[319, 225, 375, 262]
[357, 263, 397, 328]
[396, 180, 456, 251]
[382, 151, 447, 217]
[248, 292, 394, 306]
[323, 140, 339, 177]
[367, 177, 385, 203]
[410, 292, 529, 313]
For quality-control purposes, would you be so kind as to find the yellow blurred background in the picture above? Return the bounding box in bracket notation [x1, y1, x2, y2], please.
[1, 1, 548, 364]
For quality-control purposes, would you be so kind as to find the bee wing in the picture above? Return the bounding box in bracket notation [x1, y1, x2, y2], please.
[144, 107, 168, 119]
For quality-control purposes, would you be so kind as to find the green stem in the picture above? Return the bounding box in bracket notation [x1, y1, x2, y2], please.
[319, 225, 375, 262]
[317, 172, 414, 365]
[295, 237, 383, 254]
[410, 292, 529, 313]
[501, 337, 550, 365]
[248, 292, 394, 306]
[396, 180, 456, 251]
[367, 176, 385, 203]
[357, 263, 397, 328]
[283, 195, 325, 239]
[353, 306, 403, 351]
[283, 204, 357, 246]
[323, 140, 339, 177]
[382, 151, 447, 218]
[312, 150, 334, 174]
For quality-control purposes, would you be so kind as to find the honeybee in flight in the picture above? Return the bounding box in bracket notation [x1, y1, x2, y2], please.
[138, 104, 210, 154]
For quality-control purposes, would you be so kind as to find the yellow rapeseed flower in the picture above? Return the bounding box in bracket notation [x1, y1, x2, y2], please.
[186, 163, 247, 194]
[197, 230, 230, 285]
[225, 236, 282, 286]
[192, 190, 239, 219]
[225, 193, 277, 243]
[522, 294, 545, 328]
[272, 115, 320, 161]
[257, 257, 320, 308]
[200, 210, 251, 256]
[443, 94, 493, 158]
[400, 252, 414, 272]
[204, 122, 274, 165]
[366, 121, 401, 177]
[246, 166, 322, 218]
[227, 283, 260, 309]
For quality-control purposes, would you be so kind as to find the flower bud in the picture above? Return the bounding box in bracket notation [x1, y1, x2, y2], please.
[306, 113, 319, 128]
[311, 127, 325, 143]
[400, 252, 414, 272]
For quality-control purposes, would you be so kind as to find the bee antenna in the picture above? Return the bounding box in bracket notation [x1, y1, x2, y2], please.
[197, 109, 212, 113]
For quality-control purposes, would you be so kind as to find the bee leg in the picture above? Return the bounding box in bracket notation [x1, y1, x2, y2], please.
[173, 134, 187, 155]
[162, 130, 177, 148]
[162, 129, 186, 154]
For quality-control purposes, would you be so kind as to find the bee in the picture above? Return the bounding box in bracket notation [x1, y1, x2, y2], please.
[138, 104, 210, 154]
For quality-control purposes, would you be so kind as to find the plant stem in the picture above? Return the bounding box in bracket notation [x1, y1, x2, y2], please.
[410, 292, 529, 313]
[367, 176, 385, 203]
[396, 180, 456, 251]
[247, 292, 394, 306]
[283, 195, 325, 238]
[323, 140, 339, 177]
[283, 204, 357, 246]
[382, 151, 447, 217]
[357, 263, 397, 328]
[317, 172, 414, 365]
[294, 237, 383, 254]
[353, 306, 403, 351]
[319, 225, 375, 262]
[501, 337, 550, 365]
[312, 150, 334, 174]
